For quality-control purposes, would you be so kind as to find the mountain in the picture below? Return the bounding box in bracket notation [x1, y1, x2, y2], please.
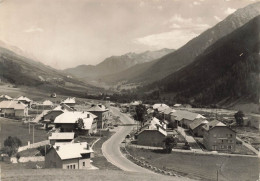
[0, 46, 100, 96]
[147, 15, 260, 106]
[64, 48, 174, 79]
[126, 2, 260, 84]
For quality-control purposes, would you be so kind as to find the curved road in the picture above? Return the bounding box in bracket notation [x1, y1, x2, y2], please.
[102, 107, 153, 173]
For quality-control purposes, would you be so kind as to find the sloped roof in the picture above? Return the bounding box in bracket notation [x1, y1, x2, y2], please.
[53, 142, 93, 160]
[43, 100, 53, 106]
[49, 132, 75, 140]
[189, 119, 209, 130]
[202, 120, 232, 132]
[170, 110, 205, 121]
[88, 104, 108, 112]
[162, 107, 176, 115]
[54, 111, 97, 130]
[53, 104, 73, 112]
[0, 100, 27, 110]
[130, 101, 141, 106]
[17, 96, 32, 102]
[0, 95, 12, 100]
[61, 97, 75, 104]
[139, 117, 167, 136]
[152, 103, 168, 110]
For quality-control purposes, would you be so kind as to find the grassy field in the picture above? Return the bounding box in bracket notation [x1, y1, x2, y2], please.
[1, 169, 192, 181]
[91, 130, 120, 170]
[126, 147, 260, 181]
[0, 118, 48, 147]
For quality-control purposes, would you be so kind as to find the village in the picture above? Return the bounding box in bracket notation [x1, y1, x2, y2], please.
[0, 93, 259, 180]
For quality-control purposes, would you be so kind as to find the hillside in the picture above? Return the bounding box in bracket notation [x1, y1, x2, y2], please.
[64, 48, 174, 80]
[147, 15, 260, 106]
[127, 2, 260, 84]
[0, 46, 100, 96]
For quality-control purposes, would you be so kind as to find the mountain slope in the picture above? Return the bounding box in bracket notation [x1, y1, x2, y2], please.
[0, 46, 99, 95]
[64, 48, 174, 79]
[148, 15, 260, 106]
[129, 2, 260, 84]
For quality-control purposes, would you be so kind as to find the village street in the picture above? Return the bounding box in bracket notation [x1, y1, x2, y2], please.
[102, 107, 153, 173]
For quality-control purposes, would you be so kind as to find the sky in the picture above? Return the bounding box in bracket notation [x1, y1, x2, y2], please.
[0, 0, 258, 69]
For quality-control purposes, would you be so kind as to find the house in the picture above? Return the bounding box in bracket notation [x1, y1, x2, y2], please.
[87, 104, 109, 129]
[203, 120, 236, 152]
[45, 142, 93, 169]
[61, 97, 76, 108]
[161, 108, 176, 121]
[43, 100, 54, 107]
[189, 119, 209, 137]
[17, 96, 32, 108]
[54, 111, 97, 134]
[170, 110, 205, 128]
[43, 104, 74, 123]
[0, 100, 28, 118]
[0, 95, 12, 102]
[48, 132, 75, 145]
[129, 101, 141, 114]
[152, 103, 169, 110]
[136, 117, 167, 147]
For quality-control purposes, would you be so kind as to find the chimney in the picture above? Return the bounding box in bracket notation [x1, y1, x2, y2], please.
[56, 146, 60, 151]
[86, 144, 90, 150]
[87, 114, 90, 118]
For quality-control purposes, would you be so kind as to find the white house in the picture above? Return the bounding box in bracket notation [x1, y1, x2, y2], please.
[45, 142, 94, 169]
[0, 100, 28, 118]
[54, 111, 98, 134]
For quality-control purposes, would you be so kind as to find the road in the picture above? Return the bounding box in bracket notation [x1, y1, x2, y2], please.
[102, 107, 153, 173]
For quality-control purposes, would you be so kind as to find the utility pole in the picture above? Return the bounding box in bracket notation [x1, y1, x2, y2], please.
[217, 169, 219, 181]
[32, 124, 35, 144]
[29, 117, 30, 134]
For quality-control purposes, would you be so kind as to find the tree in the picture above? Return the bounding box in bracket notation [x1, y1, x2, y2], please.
[163, 136, 177, 153]
[134, 104, 147, 126]
[2, 136, 22, 157]
[234, 110, 245, 126]
[76, 118, 85, 130]
[4, 136, 22, 148]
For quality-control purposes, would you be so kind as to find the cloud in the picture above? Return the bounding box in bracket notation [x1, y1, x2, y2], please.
[167, 14, 210, 31]
[193, 1, 200, 5]
[157, 5, 163, 10]
[135, 14, 211, 49]
[24, 26, 44, 33]
[224, 7, 236, 15]
[214, 16, 222, 22]
[134, 30, 198, 49]
[139, 1, 145, 7]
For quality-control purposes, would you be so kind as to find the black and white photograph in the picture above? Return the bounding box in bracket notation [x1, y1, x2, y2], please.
[0, 0, 259, 180]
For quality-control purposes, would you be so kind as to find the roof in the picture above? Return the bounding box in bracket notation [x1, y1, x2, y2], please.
[139, 117, 167, 136]
[88, 104, 108, 112]
[0, 100, 27, 110]
[189, 119, 209, 130]
[43, 100, 53, 106]
[53, 142, 93, 160]
[162, 107, 176, 115]
[170, 110, 205, 121]
[174, 104, 182, 107]
[152, 103, 168, 110]
[49, 132, 75, 140]
[53, 104, 73, 112]
[202, 120, 233, 132]
[54, 111, 97, 130]
[0, 95, 12, 100]
[61, 97, 75, 104]
[130, 101, 141, 106]
[17, 96, 32, 102]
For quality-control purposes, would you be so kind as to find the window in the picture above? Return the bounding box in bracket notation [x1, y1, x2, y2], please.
[83, 162, 85, 167]
[73, 165, 75, 169]
[67, 165, 70, 169]
[228, 145, 232, 149]
[70, 165, 72, 169]
[220, 145, 225, 149]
